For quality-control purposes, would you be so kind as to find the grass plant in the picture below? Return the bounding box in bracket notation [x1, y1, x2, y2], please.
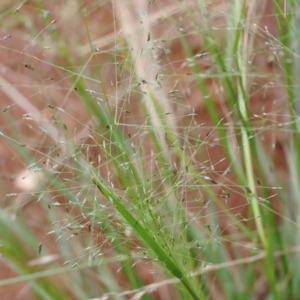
[0, 1, 299, 299]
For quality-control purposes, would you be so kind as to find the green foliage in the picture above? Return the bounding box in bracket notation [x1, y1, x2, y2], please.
[0, 1, 299, 299]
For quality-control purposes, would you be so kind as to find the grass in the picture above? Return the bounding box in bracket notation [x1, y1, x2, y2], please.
[0, 1, 300, 299]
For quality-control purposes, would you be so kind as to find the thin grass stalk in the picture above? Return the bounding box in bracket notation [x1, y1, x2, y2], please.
[235, 1, 267, 248]
[235, 2, 283, 298]
[274, 0, 299, 296]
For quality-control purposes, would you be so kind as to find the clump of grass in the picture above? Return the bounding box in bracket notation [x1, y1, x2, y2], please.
[0, 1, 300, 299]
